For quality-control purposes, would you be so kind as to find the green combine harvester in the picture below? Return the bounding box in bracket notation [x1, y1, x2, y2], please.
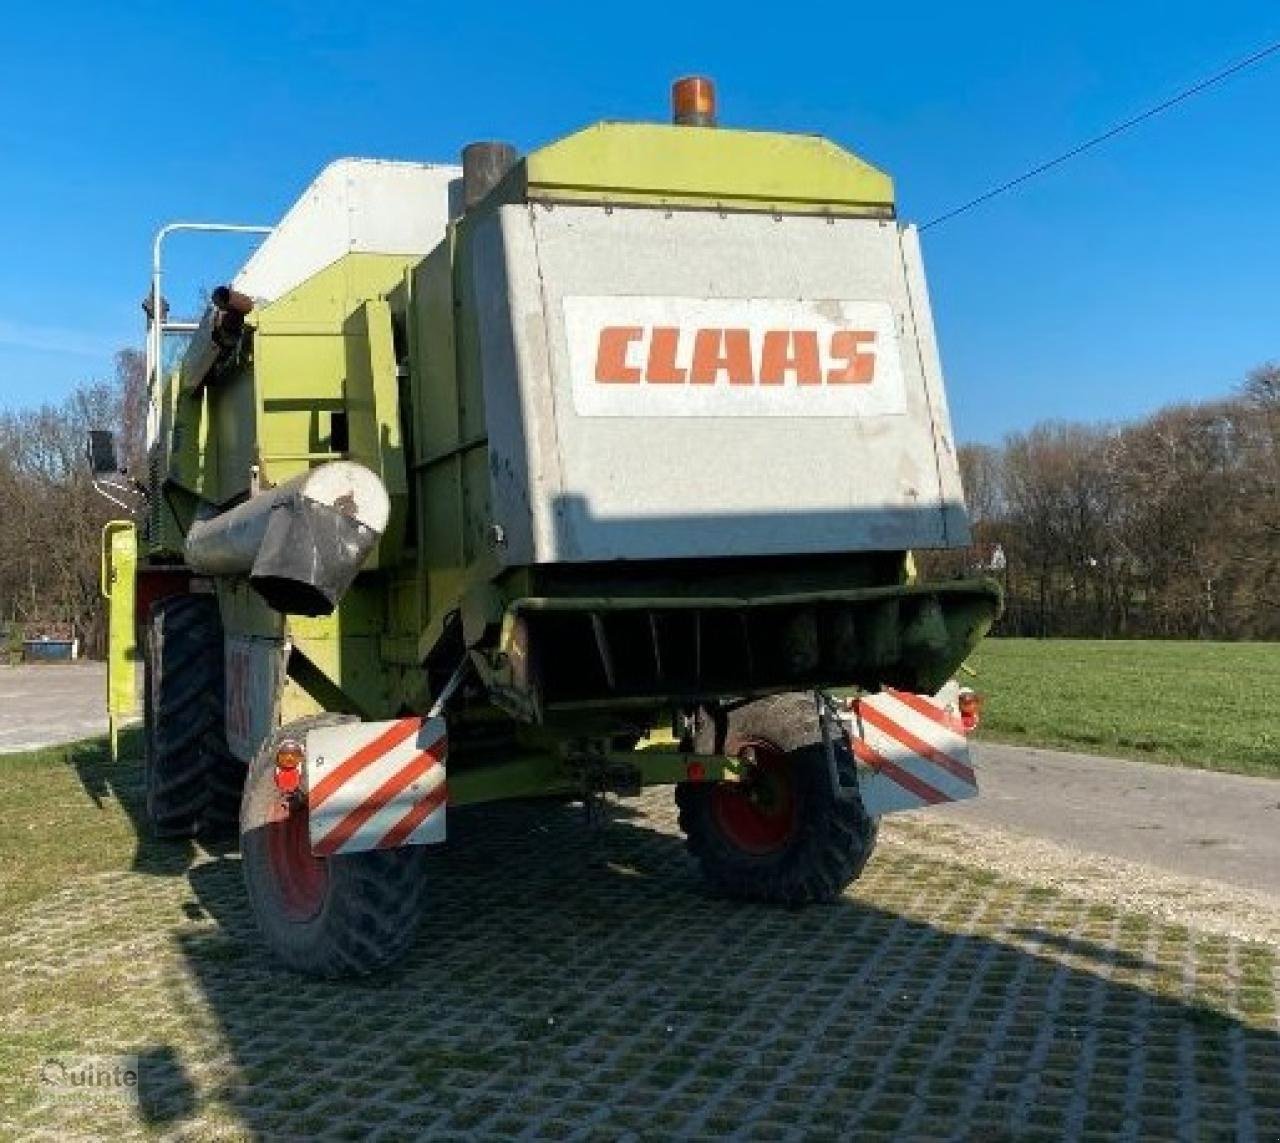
[93, 78, 999, 977]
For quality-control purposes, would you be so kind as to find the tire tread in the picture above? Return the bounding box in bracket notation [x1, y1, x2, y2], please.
[144, 594, 245, 839]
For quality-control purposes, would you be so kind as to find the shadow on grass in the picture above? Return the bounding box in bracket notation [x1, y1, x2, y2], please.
[164, 801, 1280, 1140]
[65, 730, 234, 878]
[1009, 928, 1158, 975]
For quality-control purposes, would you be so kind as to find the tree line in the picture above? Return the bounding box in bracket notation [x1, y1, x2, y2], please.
[923, 364, 1280, 640]
[0, 350, 145, 658]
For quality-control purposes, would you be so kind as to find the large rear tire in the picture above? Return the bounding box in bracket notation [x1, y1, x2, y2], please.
[241, 717, 429, 978]
[143, 594, 243, 839]
[676, 693, 878, 905]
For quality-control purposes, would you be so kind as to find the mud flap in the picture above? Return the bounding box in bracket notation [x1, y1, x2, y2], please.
[303, 718, 449, 856]
[842, 683, 978, 816]
[225, 636, 287, 764]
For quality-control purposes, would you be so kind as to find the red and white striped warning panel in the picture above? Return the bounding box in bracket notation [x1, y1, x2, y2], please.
[304, 717, 448, 856]
[842, 685, 977, 816]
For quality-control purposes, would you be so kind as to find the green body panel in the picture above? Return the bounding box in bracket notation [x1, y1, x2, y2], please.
[478, 579, 998, 724]
[101, 521, 138, 762]
[403, 237, 473, 642]
[249, 252, 414, 526]
[147, 253, 424, 730]
[447, 745, 737, 807]
[135, 118, 998, 806]
[511, 122, 895, 215]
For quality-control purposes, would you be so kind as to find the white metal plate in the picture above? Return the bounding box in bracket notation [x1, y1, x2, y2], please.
[305, 718, 448, 856]
[233, 159, 462, 303]
[844, 685, 977, 816]
[471, 205, 971, 565]
[563, 295, 906, 418]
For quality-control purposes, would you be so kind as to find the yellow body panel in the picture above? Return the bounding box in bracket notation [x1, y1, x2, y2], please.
[519, 122, 895, 215]
[100, 521, 138, 761]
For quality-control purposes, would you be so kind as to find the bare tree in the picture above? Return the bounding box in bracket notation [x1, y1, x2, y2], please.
[922, 364, 1280, 640]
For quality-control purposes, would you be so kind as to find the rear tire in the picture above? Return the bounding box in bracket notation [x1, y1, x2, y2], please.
[241, 717, 429, 978]
[143, 594, 243, 839]
[676, 693, 878, 905]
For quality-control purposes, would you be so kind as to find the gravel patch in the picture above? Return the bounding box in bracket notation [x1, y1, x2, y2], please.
[883, 815, 1280, 948]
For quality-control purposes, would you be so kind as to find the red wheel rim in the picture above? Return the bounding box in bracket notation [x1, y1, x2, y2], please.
[710, 742, 799, 855]
[265, 800, 330, 922]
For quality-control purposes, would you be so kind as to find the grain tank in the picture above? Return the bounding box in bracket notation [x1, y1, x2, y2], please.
[95, 79, 1000, 976]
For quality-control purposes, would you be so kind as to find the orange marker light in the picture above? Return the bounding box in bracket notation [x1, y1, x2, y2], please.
[672, 76, 717, 127]
[275, 739, 305, 770]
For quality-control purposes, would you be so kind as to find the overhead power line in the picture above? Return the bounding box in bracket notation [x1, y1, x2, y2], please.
[921, 37, 1280, 231]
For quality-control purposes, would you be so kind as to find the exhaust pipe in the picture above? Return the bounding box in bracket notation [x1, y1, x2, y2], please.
[461, 141, 518, 210]
[210, 283, 254, 349]
[211, 285, 253, 315]
[185, 461, 390, 616]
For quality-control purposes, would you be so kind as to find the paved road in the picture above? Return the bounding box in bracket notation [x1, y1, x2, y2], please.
[0, 663, 113, 753]
[945, 741, 1280, 899]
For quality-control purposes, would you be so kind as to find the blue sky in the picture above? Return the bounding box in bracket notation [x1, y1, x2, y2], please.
[2, 1, 1276, 443]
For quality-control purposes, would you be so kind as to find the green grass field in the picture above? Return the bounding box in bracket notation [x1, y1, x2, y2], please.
[969, 639, 1279, 776]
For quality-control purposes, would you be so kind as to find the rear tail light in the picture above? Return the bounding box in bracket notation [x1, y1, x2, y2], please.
[274, 738, 305, 794]
[957, 689, 983, 733]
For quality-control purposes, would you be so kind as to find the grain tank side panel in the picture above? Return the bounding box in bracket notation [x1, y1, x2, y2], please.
[898, 225, 968, 544]
[467, 206, 563, 568]
[409, 239, 480, 634]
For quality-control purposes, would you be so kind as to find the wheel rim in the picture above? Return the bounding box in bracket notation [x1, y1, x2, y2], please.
[265, 799, 330, 923]
[710, 741, 799, 855]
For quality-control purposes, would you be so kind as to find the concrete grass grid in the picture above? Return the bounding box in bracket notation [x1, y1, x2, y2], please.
[0, 791, 1277, 1141]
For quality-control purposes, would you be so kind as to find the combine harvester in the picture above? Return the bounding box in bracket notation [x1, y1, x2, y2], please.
[93, 78, 999, 976]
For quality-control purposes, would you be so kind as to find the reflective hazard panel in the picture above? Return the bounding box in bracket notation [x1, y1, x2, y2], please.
[843, 685, 977, 816]
[304, 718, 448, 856]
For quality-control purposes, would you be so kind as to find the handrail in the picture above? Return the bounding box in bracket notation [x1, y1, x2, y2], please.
[146, 221, 274, 390]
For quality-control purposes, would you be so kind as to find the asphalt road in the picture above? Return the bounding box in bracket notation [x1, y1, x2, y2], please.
[0, 662, 113, 753]
[1, 664, 1276, 901]
[946, 741, 1280, 900]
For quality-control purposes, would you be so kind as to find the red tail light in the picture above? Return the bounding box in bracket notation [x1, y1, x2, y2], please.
[957, 689, 983, 733]
[274, 738, 305, 794]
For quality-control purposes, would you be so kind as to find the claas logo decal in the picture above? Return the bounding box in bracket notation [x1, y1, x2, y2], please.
[594, 326, 877, 386]
[564, 295, 907, 418]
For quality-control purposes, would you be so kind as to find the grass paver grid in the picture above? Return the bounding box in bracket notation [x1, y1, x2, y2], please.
[0, 744, 1276, 1140]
